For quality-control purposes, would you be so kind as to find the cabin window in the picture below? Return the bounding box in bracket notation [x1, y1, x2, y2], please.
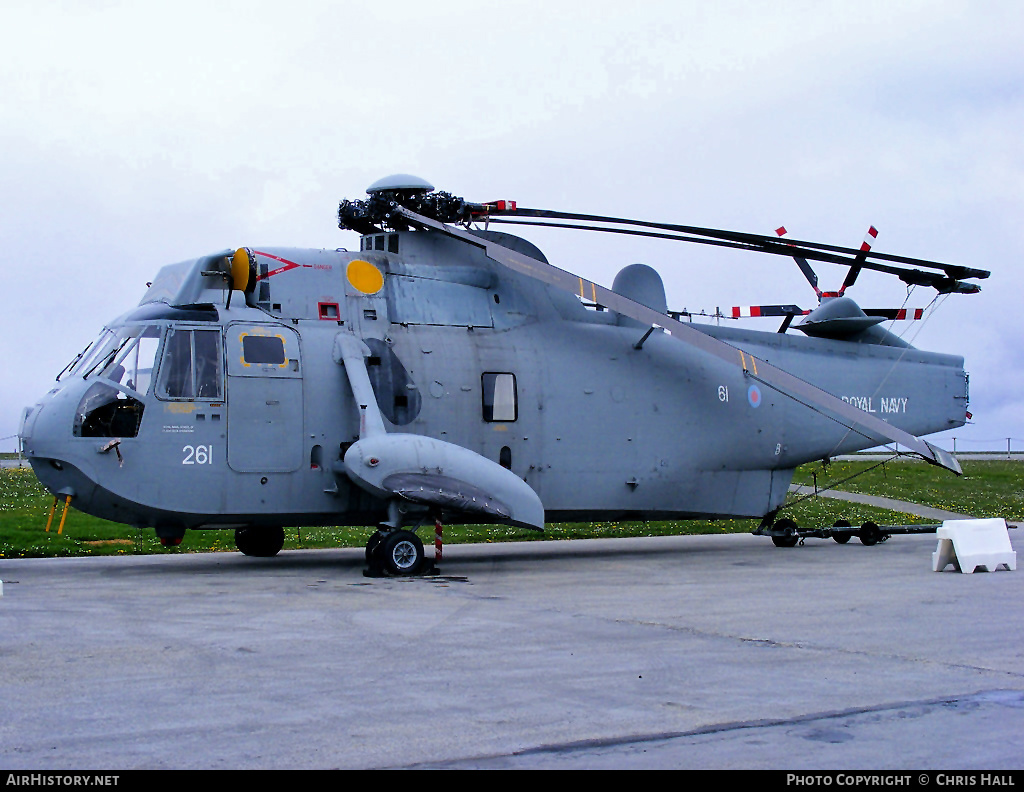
[482, 372, 517, 422]
[157, 328, 223, 400]
[241, 334, 286, 365]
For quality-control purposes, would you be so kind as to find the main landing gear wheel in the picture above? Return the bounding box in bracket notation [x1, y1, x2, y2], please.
[381, 530, 426, 576]
[366, 529, 426, 576]
[832, 520, 852, 544]
[235, 526, 285, 557]
[771, 518, 800, 548]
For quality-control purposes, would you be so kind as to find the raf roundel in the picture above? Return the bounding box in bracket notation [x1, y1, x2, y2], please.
[747, 384, 762, 408]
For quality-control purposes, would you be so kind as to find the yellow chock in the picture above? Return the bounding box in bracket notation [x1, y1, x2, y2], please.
[46, 495, 73, 535]
[45, 497, 58, 533]
[57, 495, 72, 535]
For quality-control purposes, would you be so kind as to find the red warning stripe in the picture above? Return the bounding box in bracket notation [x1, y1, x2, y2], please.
[253, 251, 311, 280]
[732, 305, 923, 320]
[864, 308, 926, 320]
[731, 305, 808, 318]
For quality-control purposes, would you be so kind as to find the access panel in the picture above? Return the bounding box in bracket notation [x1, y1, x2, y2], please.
[226, 323, 303, 473]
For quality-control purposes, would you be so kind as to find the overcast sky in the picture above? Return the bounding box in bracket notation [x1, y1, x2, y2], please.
[2, 0, 1022, 455]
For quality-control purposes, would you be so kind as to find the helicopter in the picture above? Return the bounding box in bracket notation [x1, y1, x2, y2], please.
[18, 175, 988, 574]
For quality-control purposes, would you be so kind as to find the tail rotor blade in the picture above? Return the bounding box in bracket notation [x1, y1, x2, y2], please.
[777, 226, 822, 299]
[840, 226, 878, 295]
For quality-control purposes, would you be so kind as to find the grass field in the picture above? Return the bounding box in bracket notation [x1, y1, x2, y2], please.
[1, 458, 1021, 559]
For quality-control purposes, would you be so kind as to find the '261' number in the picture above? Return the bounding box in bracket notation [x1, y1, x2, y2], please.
[182, 444, 214, 465]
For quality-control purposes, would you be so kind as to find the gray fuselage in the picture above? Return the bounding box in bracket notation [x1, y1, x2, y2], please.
[19, 229, 968, 535]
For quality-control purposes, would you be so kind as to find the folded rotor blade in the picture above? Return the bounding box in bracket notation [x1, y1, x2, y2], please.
[484, 210, 988, 294]
[396, 206, 962, 476]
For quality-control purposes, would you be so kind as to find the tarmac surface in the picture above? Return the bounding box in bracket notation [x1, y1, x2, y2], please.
[1, 523, 1022, 770]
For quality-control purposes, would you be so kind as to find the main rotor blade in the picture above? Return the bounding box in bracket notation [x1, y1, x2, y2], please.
[397, 206, 962, 476]
[483, 210, 987, 293]
[488, 208, 989, 281]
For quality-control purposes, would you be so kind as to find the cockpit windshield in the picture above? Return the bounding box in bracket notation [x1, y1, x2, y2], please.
[70, 326, 162, 395]
[98, 327, 162, 395]
[58, 328, 116, 381]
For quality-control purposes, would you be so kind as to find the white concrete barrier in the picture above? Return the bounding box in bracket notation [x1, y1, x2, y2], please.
[932, 518, 1016, 574]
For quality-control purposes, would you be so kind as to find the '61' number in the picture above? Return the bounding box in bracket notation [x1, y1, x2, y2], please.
[182, 444, 214, 465]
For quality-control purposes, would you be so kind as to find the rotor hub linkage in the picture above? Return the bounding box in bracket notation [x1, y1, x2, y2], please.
[339, 189, 487, 234]
[338, 181, 989, 295]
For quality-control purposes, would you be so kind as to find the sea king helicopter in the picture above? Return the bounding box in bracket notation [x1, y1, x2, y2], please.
[19, 175, 988, 574]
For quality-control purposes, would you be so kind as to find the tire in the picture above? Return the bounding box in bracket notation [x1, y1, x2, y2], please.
[859, 521, 881, 546]
[235, 526, 285, 557]
[771, 518, 800, 548]
[832, 520, 852, 544]
[379, 530, 425, 575]
[365, 530, 385, 563]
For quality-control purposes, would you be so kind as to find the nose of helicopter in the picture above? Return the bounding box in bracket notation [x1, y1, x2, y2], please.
[19, 386, 91, 504]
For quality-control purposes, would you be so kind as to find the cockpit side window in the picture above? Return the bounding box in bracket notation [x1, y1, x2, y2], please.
[157, 328, 223, 400]
[123, 332, 161, 395]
